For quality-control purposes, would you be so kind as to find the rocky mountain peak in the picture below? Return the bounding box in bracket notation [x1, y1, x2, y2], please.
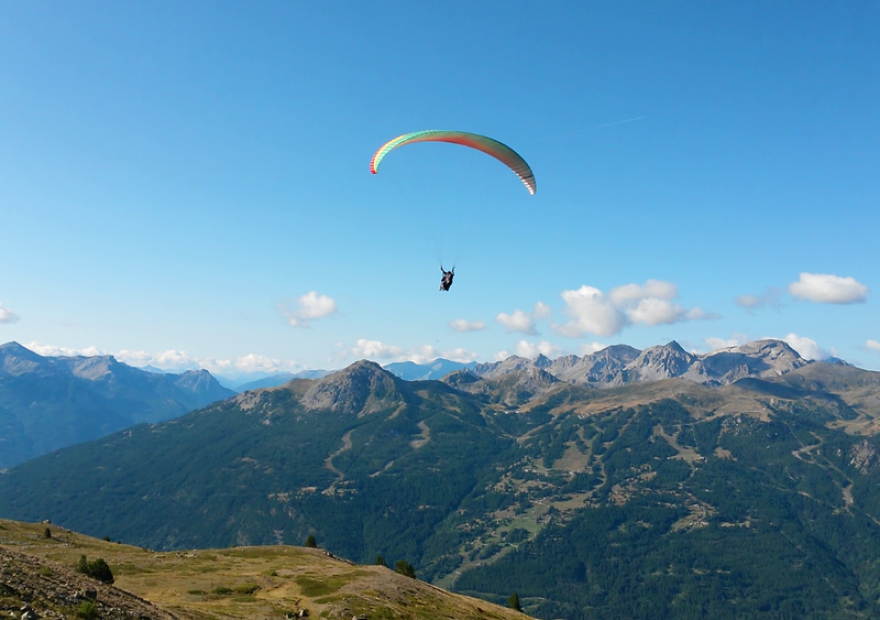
[64, 355, 122, 381]
[533, 354, 552, 368]
[301, 360, 406, 415]
[626, 341, 697, 381]
[0, 341, 48, 376]
[471, 356, 533, 379]
[442, 369, 482, 387]
[700, 339, 809, 382]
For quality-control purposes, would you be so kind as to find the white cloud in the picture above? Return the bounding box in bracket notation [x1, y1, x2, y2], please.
[735, 287, 782, 311]
[788, 273, 868, 304]
[705, 335, 747, 351]
[27, 343, 302, 376]
[579, 342, 607, 355]
[781, 333, 835, 361]
[341, 339, 476, 364]
[496, 301, 550, 335]
[449, 319, 486, 333]
[348, 339, 404, 360]
[25, 342, 104, 357]
[0, 302, 20, 324]
[553, 280, 713, 338]
[493, 349, 512, 361]
[229, 354, 285, 373]
[283, 291, 337, 327]
[627, 298, 688, 326]
[554, 286, 625, 337]
[515, 340, 564, 359]
[867, 340, 880, 353]
[152, 350, 202, 369]
[609, 280, 677, 305]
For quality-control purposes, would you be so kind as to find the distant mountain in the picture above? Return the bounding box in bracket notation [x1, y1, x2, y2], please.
[234, 369, 333, 392]
[472, 339, 812, 387]
[5, 344, 880, 617]
[383, 358, 475, 380]
[0, 341, 236, 468]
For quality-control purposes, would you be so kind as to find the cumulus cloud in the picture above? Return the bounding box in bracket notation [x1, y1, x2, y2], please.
[867, 340, 880, 353]
[496, 302, 550, 335]
[228, 354, 286, 373]
[341, 339, 477, 364]
[449, 319, 486, 333]
[283, 291, 337, 327]
[554, 280, 714, 338]
[781, 333, 835, 361]
[788, 273, 868, 304]
[347, 339, 404, 360]
[514, 340, 564, 359]
[608, 280, 677, 306]
[735, 287, 782, 311]
[0, 302, 20, 324]
[25, 342, 104, 357]
[579, 342, 608, 355]
[554, 286, 625, 337]
[704, 335, 747, 351]
[26, 343, 302, 376]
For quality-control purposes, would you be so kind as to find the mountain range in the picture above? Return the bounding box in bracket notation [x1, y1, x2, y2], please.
[0, 341, 235, 469]
[4, 339, 880, 617]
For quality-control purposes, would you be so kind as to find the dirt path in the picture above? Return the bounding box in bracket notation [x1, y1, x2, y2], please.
[410, 420, 431, 449]
[324, 430, 353, 481]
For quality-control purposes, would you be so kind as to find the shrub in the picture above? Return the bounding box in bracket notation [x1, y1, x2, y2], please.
[305, 535, 317, 548]
[75, 555, 114, 584]
[76, 601, 99, 620]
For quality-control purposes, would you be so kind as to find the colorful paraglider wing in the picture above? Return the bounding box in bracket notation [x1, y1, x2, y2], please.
[370, 130, 536, 195]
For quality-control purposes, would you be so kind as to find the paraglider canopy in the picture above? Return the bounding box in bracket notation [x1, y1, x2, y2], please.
[370, 130, 536, 195]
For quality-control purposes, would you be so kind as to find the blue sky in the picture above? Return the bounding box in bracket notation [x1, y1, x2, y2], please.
[2, 1, 879, 377]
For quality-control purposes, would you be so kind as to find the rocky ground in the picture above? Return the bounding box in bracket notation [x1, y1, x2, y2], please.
[1, 546, 180, 620]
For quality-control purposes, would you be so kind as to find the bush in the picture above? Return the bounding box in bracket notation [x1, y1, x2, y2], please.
[305, 535, 317, 548]
[76, 601, 99, 620]
[43, 527, 52, 539]
[75, 555, 114, 584]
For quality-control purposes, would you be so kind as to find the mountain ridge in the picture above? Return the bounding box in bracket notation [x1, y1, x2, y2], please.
[0, 341, 236, 468]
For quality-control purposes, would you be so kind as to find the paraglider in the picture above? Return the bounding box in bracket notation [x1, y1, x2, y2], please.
[371, 130, 535, 291]
[439, 266, 455, 292]
[370, 130, 536, 195]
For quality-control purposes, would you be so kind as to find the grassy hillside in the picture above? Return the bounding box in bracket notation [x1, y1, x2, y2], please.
[0, 518, 531, 620]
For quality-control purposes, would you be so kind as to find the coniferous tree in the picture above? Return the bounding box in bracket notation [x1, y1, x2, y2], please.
[394, 560, 416, 579]
[305, 535, 317, 548]
[507, 592, 523, 612]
